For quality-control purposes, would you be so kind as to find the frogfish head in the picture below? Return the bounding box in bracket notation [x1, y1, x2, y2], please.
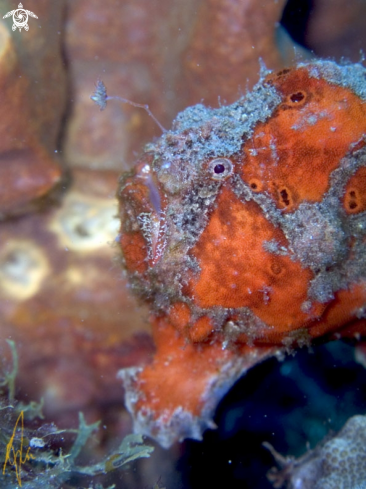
[118, 60, 366, 348]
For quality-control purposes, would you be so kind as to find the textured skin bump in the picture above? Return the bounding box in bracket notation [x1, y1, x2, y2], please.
[117, 60, 366, 447]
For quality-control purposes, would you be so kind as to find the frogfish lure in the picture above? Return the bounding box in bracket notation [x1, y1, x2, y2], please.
[93, 60, 366, 448]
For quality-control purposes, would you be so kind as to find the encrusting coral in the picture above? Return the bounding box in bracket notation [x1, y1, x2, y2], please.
[116, 59, 366, 447]
[0, 169, 153, 427]
[266, 414, 366, 489]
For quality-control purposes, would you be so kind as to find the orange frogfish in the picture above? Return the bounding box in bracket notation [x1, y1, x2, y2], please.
[116, 60, 366, 448]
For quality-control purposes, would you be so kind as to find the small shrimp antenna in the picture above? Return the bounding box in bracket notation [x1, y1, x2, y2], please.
[90, 79, 166, 133]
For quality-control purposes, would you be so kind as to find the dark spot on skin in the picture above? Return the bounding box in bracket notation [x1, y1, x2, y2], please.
[248, 179, 263, 192]
[349, 201, 358, 210]
[290, 91, 305, 103]
[280, 188, 291, 206]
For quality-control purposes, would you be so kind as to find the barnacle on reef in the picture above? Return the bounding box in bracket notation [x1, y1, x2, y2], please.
[117, 59, 366, 448]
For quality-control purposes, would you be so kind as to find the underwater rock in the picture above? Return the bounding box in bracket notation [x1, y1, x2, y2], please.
[266, 414, 366, 489]
[117, 59, 366, 447]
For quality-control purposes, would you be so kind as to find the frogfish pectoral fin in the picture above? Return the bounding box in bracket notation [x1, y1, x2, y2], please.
[118, 317, 278, 448]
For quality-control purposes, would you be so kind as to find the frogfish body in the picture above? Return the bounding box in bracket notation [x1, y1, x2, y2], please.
[117, 60, 366, 448]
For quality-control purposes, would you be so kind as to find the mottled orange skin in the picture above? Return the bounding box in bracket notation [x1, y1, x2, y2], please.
[312, 283, 366, 340]
[118, 61, 366, 447]
[134, 317, 273, 418]
[186, 186, 325, 341]
[241, 68, 366, 211]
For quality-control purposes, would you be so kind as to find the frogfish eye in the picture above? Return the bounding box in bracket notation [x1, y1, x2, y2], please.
[208, 158, 233, 180]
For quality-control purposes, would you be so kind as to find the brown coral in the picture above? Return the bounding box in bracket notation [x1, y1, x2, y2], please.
[63, 0, 297, 170]
[0, 2, 66, 216]
[0, 169, 153, 427]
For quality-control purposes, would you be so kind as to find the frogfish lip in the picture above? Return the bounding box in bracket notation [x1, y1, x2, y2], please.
[118, 152, 167, 270]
